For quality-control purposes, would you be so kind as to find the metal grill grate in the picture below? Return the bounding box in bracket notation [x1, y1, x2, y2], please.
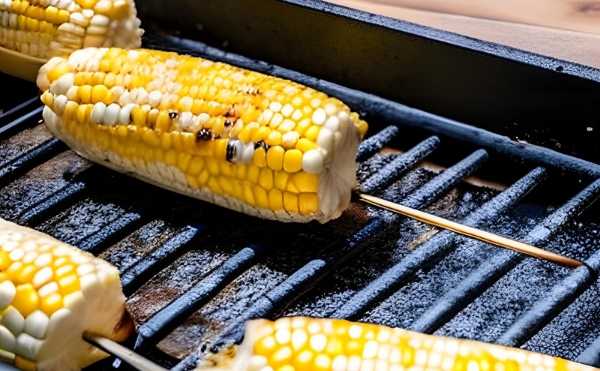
[0, 33, 599, 371]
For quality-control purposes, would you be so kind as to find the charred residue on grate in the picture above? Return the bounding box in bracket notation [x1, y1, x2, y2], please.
[0, 152, 89, 221]
[0, 123, 53, 166]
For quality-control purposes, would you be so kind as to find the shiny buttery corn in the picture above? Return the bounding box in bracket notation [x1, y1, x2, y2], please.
[200, 317, 598, 371]
[0, 0, 143, 59]
[0, 218, 132, 371]
[37, 47, 369, 223]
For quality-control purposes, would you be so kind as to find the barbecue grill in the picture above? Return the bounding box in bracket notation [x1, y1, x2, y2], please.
[2, 0, 600, 370]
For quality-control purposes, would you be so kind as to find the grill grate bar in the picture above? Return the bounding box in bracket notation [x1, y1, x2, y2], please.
[332, 166, 547, 320]
[356, 125, 400, 162]
[497, 266, 595, 348]
[180, 148, 490, 358]
[121, 226, 202, 295]
[360, 136, 440, 193]
[134, 244, 265, 352]
[409, 178, 600, 334]
[497, 246, 600, 348]
[0, 106, 43, 136]
[0, 97, 40, 127]
[577, 335, 600, 367]
[400, 149, 487, 210]
[0, 138, 66, 188]
[18, 182, 88, 226]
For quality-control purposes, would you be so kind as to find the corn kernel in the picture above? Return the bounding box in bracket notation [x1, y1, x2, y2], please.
[12, 284, 39, 318]
[267, 146, 285, 171]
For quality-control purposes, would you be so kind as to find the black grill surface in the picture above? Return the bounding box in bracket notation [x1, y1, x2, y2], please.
[0, 33, 599, 371]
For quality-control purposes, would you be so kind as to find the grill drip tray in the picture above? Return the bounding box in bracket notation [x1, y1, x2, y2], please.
[0, 33, 599, 371]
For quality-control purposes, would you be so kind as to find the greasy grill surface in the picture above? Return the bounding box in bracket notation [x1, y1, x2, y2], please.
[1, 33, 600, 371]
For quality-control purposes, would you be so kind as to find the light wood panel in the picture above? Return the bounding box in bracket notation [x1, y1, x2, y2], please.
[326, 0, 600, 69]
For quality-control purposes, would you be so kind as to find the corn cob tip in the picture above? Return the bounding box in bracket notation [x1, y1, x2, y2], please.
[196, 317, 599, 371]
[0, 0, 144, 81]
[0, 217, 132, 371]
[37, 47, 369, 223]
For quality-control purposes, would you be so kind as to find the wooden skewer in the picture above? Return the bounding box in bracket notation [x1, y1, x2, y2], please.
[358, 193, 585, 269]
[83, 333, 168, 371]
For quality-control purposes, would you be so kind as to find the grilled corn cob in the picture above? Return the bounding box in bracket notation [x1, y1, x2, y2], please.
[0, 218, 132, 371]
[37, 47, 369, 223]
[200, 317, 597, 371]
[0, 0, 143, 81]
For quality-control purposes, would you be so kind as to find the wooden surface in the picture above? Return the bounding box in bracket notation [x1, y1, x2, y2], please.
[326, 0, 600, 69]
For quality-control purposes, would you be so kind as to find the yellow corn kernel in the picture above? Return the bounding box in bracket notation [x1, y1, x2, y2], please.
[156, 111, 171, 133]
[238, 122, 260, 143]
[258, 167, 274, 190]
[251, 126, 271, 143]
[207, 177, 222, 194]
[274, 171, 289, 190]
[253, 147, 267, 167]
[304, 126, 321, 141]
[283, 192, 299, 214]
[265, 130, 282, 147]
[296, 138, 318, 153]
[283, 149, 303, 173]
[15, 265, 38, 285]
[12, 284, 40, 318]
[291, 172, 319, 193]
[57, 274, 80, 296]
[267, 146, 285, 171]
[254, 186, 270, 210]
[218, 176, 234, 196]
[268, 189, 284, 211]
[78, 86, 92, 104]
[298, 194, 319, 216]
[243, 184, 256, 207]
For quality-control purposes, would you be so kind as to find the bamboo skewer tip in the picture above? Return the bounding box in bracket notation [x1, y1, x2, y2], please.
[357, 193, 584, 269]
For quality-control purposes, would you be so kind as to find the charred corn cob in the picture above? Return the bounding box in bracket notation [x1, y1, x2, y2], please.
[0, 218, 132, 371]
[0, 0, 143, 81]
[37, 47, 369, 223]
[200, 317, 598, 371]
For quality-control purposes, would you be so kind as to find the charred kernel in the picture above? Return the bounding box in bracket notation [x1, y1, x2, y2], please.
[226, 139, 243, 163]
[196, 128, 212, 141]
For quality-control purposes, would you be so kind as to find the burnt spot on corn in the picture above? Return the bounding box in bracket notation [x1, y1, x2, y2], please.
[196, 129, 212, 141]
[226, 139, 240, 163]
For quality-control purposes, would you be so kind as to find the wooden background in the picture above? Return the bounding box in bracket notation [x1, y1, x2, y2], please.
[326, 0, 600, 69]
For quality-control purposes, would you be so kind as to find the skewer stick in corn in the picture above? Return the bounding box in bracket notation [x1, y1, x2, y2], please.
[36, 47, 369, 223]
[358, 193, 584, 269]
[82, 333, 168, 371]
[199, 317, 599, 371]
[0, 0, 144, 81]
[0, 218, 133, 371]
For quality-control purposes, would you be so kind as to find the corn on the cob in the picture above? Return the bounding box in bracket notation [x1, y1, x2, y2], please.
[0, 218, 132, 371]
[200, 317, 598, 371]
[36, 47, 369, 223]
[0, 0, 143, 81]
